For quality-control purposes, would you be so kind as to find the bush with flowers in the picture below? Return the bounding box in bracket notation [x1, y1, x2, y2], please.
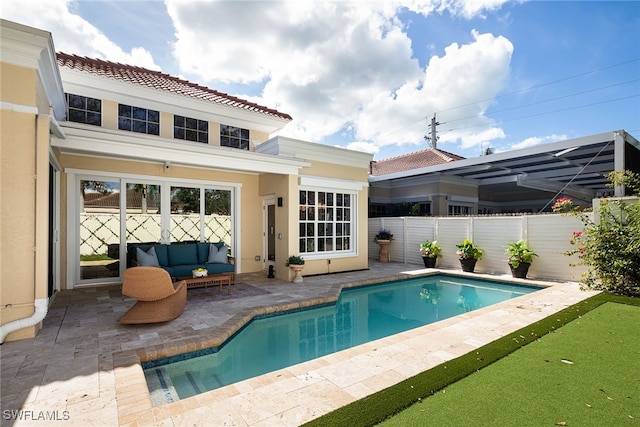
[564, 170, 640, 296]
[552, 197, 574, 213]
[374, 229, 394, 242]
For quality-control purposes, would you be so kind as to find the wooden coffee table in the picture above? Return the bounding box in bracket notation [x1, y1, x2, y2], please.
[174, 273, 232, 295]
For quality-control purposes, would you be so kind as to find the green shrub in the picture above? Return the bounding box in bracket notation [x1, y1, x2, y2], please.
[566, 170, 640, 296]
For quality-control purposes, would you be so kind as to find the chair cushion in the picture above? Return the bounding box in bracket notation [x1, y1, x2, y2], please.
[168, 244, 198, 266]
[136, 247, 160, 267]
[208, 244, 228, 264]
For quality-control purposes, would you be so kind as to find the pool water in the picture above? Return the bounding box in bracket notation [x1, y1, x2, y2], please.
[143, 275, 540, 405]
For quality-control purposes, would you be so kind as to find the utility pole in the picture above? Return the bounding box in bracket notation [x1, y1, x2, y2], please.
[424, 113, 441, 149]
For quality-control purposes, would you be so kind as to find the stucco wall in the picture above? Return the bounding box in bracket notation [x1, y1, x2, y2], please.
[1, 63, 50, 341]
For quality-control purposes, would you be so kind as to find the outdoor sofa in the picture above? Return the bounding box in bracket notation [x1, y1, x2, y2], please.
[127, 241, 235, 283]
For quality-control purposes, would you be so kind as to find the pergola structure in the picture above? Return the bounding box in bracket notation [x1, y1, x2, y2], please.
[369, 130, 640, 215]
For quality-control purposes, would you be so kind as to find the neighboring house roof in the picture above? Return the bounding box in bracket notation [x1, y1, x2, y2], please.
[83, 189, 159, 210]
[370, 148, 465, 176]
[56, 52, 292, 121]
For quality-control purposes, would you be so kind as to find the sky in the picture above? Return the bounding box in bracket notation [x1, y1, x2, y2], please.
[2, 1, 639, 160]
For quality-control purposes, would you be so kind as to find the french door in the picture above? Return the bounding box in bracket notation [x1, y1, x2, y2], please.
[73, 173, 235, 286]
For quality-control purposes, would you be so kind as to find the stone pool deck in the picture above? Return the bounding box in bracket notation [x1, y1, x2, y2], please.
[0, 262, 599, 426]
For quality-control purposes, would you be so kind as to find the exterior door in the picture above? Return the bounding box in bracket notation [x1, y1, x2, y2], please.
[264, 197, 276, 270]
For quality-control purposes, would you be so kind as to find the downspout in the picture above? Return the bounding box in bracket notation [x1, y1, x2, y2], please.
[0, 299, 49, 344]
[0, 112, 50, 343]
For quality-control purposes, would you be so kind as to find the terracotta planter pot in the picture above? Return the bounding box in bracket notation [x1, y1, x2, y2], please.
[376, 240, 391, 263]
[422, 256, 437, 268]
[290, 265, 304, 283]
[509, 262, 531, 279]
[459, 258, 477, 272]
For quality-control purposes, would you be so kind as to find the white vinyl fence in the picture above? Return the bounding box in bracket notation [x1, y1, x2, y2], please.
[369, 214, 590, 282]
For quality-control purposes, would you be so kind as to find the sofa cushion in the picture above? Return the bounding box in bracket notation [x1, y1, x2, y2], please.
[136, 247, 160, 267]
[160, 266, 175, 277]
[172, 264, 202, 277]
[208, 244, 228, 264]
[154, 244, 169, 267]
[168, 244, 198, 266]
[205, 262, 235, 274]
[196, 243, 209, 264]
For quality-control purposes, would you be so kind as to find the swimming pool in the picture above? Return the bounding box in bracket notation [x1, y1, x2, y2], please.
[143, 274, 540, 405]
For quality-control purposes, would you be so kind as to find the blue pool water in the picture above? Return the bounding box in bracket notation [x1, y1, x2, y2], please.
[143, 274, 540, 404]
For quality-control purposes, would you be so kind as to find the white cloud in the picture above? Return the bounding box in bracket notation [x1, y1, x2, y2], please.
[0, 0, 160, 70]
[166, 1, 513, 154]
[2, 0, 515, 157]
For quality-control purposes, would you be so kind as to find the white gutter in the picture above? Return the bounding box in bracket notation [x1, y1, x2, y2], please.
[0, 298, 49, 344]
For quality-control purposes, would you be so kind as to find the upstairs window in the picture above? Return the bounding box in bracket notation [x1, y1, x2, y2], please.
[118, 104, 159, 135]
[66, 94, 101, 126]
[174, 115, 208, 143]
[220, 125, 249, 150]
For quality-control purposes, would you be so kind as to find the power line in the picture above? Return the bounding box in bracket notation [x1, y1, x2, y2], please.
[441, 94, 639, 133]
[377, 58, 640, 142]
[443, 79, 640, 125]
[439, 58, 640, 114]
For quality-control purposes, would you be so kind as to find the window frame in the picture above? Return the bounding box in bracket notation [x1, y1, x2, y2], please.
[298, 188, 357, 258]
[118, 103, 160, 135]
[174, 115, 209, 143]
[66, 93, 102, 126]
[220, 124, 250, 150]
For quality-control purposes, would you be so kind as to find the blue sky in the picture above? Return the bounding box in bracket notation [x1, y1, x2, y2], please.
[2, 1, 639, 160]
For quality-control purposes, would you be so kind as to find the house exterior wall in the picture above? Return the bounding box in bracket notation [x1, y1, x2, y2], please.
[0, 62, 51, 341]
[369, 176, 479, 216]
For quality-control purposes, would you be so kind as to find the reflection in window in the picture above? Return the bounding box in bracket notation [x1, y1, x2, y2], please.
[66, 93, 101, 126]
[174, 115, 208, 143]
[220, 124, 249, 150]
[118, 104, 159, 135]
[299, 189, 354, 255]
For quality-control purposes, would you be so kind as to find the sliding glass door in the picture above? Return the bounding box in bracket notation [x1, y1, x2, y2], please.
[74, 174, 235, 286]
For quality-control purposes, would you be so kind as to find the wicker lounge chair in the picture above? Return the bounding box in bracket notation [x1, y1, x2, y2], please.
[118, 267, 187, 324]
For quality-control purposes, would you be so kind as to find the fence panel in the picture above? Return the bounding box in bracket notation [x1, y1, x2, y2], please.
[368, 214, 591, 282]
[405, 217, 436, 265]
[472, 217, 523, 274]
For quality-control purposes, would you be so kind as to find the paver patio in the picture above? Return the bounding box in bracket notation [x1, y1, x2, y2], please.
[0, 261, 598, 426]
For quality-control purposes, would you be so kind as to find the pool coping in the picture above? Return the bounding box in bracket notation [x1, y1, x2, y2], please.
[113, 269, 594, 425]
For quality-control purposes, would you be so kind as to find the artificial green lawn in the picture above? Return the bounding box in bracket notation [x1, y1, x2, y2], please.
[304, 293, 640, 427]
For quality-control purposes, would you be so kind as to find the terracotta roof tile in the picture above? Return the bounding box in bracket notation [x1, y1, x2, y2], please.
[56, 52, 292, 121]
[370, 148, 465, 175]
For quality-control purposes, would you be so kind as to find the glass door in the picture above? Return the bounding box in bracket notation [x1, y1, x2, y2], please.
[78, 179, 121, 281]
[125, 182, 162, 265]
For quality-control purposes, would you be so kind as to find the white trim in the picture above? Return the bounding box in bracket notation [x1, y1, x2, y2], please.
[53, 126, 309, 175]
[59, 68, 290, 133]
[297, 187, 358, 259]
[0, 101, 39, 115]
[299, 175, 368, 191]
[257, 135, 374, 168]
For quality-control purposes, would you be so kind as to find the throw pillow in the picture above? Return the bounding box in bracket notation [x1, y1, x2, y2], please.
[137, 246, 160, 267]
[208, 244, 228, 264]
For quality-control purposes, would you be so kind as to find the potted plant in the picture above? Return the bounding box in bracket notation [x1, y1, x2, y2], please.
[506, 240, 538, 278]
[455, 239, 483, 272]
[374, 229, 394, 263]
[285, 255, 305, 283]
[419, 240, 442, 268]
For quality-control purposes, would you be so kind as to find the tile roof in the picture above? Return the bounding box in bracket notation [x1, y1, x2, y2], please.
[370, 147, 465, 176]
[56, 52, 292, 121]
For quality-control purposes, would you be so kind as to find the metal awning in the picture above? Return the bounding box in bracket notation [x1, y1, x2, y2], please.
[370, 130, 640, 203]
